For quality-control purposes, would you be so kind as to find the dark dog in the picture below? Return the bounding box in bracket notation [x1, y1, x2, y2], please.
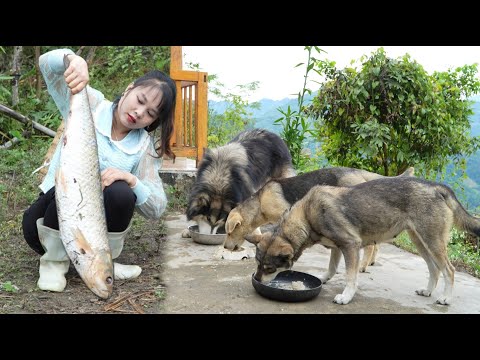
[246, 177, 480, 305]
[186, 129, 295, 234]
[224, 166, 415, 271]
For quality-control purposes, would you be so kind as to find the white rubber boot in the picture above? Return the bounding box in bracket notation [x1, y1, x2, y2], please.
[108, 223, 142, 280]
[36, 218, 141, 284]
[36, 218, 70, 292]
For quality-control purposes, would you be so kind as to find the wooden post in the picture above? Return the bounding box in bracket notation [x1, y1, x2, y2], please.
[196, 72, 208, 165]
[168, 46, 208, 167]
[170, 46, 183, 150]
[170, 46, 183, 71]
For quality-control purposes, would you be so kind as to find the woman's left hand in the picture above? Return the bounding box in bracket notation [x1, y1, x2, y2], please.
[101, 168, 137, 190]
[64, 54, 89, 95]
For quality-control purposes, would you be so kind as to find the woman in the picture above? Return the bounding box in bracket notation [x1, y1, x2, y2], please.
[22, 48, 176, 292]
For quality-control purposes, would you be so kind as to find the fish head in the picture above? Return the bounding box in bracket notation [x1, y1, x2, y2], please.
[84, 250, 114, 299]
[70, 228, 114, 299]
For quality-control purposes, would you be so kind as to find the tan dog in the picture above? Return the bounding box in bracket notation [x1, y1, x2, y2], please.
[224, 166, 415, 271]
[246, 177, 480, 305]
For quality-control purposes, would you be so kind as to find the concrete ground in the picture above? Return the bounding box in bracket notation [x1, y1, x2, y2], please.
[157, 213, 480, 314]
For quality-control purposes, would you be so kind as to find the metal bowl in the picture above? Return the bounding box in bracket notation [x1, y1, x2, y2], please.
[251, 270, 322, 302]
[188, 225, 226, 245]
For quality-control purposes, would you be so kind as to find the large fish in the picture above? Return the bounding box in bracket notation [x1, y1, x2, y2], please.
[54, 54, 114, 299]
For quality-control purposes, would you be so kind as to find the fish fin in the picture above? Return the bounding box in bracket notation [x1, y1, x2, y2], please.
[74, 228, 93, 255]
[56, 168, 68, 192]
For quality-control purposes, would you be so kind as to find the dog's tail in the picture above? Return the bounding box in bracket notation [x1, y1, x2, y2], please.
[439, 185, 480, 237]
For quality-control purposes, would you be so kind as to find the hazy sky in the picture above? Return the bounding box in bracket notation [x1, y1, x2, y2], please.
[183, 46, 480, 102]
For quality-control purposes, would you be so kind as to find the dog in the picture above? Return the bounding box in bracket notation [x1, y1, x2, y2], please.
[245, 177, 480, 305]
[224, 166, 415, 272]
[186, 129, 296, 234]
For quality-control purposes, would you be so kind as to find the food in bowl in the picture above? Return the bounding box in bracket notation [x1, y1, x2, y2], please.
[251, 270, 322, 302]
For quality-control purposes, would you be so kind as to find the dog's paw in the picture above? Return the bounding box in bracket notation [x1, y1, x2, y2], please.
[181, 229, 191, 238]
[319, 274, 330, 283]
[435, 296, 451, 305]
[359, 266, 367, 273]
[415, 289, 432, 297]
[333, 294, 352, 305]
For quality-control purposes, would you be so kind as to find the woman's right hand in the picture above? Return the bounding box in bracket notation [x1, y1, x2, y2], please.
[63, 54, 89, 95]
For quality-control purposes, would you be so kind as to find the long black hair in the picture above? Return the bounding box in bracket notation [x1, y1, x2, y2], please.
[112, 70, 176, 159]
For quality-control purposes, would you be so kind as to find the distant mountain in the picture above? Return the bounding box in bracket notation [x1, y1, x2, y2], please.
[469, 95, 480, 103]
[470, 101, 480, 136]
[209, 94, 316, 133]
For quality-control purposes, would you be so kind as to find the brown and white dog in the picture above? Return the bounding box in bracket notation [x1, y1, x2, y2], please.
[186, 129, 295, 235]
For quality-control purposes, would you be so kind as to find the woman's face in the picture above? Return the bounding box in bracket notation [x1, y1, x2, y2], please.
[117, 85, 162, 130]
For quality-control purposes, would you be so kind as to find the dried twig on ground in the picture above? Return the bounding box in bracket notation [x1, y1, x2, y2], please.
[104, 289, 155, 314]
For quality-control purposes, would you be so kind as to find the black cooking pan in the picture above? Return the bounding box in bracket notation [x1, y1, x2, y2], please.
[251, 270, 322, 302]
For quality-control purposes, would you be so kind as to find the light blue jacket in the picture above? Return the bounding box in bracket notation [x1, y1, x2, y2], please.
[39, 48, 167, 219]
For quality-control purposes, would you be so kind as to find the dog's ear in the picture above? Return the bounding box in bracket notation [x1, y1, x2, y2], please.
[400, 166, 415, 177]
[198, 193, 210, 207]
[226, 211, 242, 234]
[279, 243, 294, 259]
[186, 193, 210, 219]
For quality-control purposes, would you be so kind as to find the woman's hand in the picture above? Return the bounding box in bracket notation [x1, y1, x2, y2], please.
[64, 54, 89, 95]
[101, 168, 137, 190]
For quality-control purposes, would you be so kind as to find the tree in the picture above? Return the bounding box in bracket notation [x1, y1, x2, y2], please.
[87, 46, 171, 100]
[310, 47, 480, 176]
[207, 76, 259, 147]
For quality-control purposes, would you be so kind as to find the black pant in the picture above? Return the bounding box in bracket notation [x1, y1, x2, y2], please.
[22, 180, 136, 255]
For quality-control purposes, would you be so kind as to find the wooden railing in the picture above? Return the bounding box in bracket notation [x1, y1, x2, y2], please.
[169, 46, 208, 167]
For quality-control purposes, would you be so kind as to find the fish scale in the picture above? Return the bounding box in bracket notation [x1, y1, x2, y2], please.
[54, 54, 114, 299]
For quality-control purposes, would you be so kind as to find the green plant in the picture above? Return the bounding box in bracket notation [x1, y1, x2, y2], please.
[88, 46, 171, 100]
[164, 184, 188, 212]
[392, 232, 417, 254]
[393, 227, 480, 278]
[208, 80, 260, 147]
[154, 287, 166, 300]
[310, 47, 480, 177]
[0, 137, 49, 222]
[1, 281, 19, 292]
[274, 46, 324, 170]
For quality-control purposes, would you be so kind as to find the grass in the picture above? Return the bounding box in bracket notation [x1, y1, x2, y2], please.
[0, 137, 49, 224]
[0, 281, 19, 293]
[164, 184, 188, 212]
[154, 287, 166, 300]
[393, 228, 480, 278]
[0, 138, 49, 289]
